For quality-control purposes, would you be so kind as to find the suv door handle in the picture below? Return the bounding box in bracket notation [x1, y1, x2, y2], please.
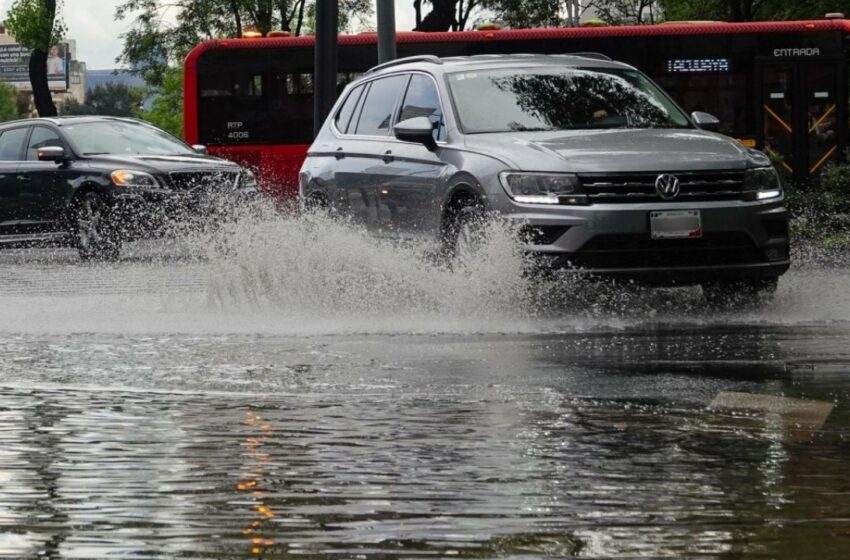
[335, 147, 345, 160]
[16, 175, 31, 183]
[382, 150, 394, 163]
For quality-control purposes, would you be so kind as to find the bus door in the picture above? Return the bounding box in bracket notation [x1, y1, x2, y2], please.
[758, 59, 845, 182]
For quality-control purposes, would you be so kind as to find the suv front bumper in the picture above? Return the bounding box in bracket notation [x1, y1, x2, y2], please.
[503, 198, 790, 285]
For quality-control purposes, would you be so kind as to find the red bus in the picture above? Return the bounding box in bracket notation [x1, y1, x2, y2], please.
[184, 18, 850, 197]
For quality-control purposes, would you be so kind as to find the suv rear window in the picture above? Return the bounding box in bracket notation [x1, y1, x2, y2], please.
[353, 75, 407, 136]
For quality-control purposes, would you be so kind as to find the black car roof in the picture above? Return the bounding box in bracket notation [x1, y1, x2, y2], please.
[0, 116, 150, 128]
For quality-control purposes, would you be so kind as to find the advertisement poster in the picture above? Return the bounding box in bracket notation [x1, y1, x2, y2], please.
[0, 42, 69, 91]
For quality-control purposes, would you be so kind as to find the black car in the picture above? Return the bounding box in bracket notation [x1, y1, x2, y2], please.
[0, 116, 259, 260]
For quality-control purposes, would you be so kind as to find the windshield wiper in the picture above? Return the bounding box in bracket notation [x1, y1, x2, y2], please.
[83, 152, 110, 155]
[508, 122, 555, 132]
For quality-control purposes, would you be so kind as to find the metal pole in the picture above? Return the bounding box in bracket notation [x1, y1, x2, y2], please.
[313, 0, 338, 137]
[377, 0, 397, 64]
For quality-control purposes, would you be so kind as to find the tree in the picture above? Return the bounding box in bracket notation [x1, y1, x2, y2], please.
[116, 1, 372, 88]
[136, 67, 184, 138]
[0, 81, 23, 122]
[591, 0, 660, 25]
[4, 0, 65, 117]
[62, 83, 145, 117]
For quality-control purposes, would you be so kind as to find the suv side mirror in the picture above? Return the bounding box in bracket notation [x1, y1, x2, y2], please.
[37, 146, 67, 162]
[394, 117, 437, 151]
[691, 111, 721, 132]
[192, 144, 208, 154]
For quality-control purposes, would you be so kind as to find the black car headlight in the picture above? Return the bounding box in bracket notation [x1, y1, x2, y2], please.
[238, 169, 259, 191]
[111, 169, 163, 190]
[743, 167, 782, 200]
[499, 172, 586, 205]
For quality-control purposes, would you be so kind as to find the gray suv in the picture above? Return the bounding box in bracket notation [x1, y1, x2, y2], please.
[300, 54, 790, 302]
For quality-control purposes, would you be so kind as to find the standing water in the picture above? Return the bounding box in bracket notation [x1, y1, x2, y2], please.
[1, 209, 849, 558]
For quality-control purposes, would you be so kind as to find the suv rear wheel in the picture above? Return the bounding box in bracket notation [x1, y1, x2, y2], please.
[73, 192, 121, 262]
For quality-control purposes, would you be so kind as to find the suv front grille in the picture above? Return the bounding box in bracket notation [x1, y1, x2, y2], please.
[579, 171, 745, 203]
[169, 170, 240, 191]
[564, 232, 764, 269]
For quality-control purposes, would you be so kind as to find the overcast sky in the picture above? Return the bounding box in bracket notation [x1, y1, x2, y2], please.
[0, 0, 418, 70]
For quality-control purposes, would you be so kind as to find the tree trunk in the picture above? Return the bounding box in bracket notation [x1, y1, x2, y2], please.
[29, 49, 56, 117]
[294, 0, 306, 35]
[229, 0, 243, 37]
[414, 0, 458, 32]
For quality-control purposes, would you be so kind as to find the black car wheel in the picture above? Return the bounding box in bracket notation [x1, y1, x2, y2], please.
[702, 277, 778, 308]
[73, 192, 121, 262]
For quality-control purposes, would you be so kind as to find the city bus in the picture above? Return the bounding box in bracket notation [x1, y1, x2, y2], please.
[184, 18, 850, 197]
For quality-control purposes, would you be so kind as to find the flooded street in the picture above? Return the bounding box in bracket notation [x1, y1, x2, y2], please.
[1, 228, 849, 558]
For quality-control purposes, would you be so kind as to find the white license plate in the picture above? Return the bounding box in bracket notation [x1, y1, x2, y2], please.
[650, 210, 702, 239]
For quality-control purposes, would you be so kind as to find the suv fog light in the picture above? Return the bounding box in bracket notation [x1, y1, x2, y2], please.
[765, 247, 786, 261]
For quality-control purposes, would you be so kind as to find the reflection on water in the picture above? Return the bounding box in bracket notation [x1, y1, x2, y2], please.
[1, 214, 850, 557]
[0, 326, 849, 559]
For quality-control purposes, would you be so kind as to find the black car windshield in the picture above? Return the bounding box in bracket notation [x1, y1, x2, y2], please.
[447, 66, 691, 133]
[62, 120, 196, 156]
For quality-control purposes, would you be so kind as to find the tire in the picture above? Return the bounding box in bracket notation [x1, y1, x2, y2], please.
[702, 277, 778, 308]
[440, 196, 485, 263]
[72, 192, 121, 262]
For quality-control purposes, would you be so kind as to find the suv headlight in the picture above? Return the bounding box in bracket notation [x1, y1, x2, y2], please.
[239, 169, 259, 190]
[499, 172, 586, 205]
[111, 169, 162, 189]
[743, 166, 782, 200]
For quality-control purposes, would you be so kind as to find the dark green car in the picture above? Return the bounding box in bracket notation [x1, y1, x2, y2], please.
[0, 116, 259, 260]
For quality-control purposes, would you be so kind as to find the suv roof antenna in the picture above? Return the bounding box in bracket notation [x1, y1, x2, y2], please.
[367, 54, 443, 74]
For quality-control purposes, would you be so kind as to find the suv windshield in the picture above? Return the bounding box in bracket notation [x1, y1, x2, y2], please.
[62, 120, 195, 156]
[447, 66, 691, 133]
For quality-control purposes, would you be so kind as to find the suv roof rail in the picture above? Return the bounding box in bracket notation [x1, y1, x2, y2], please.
[565, 52, 613, 61]
[367, 55, 443, 74]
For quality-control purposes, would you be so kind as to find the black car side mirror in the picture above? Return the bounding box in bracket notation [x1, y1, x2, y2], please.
[37, 146, 67, 162]
[691, 111, 721, 132]
[394, 117, 437, 151]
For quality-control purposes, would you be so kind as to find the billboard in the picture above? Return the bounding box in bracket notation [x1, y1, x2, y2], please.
[0, 42, 69, 91]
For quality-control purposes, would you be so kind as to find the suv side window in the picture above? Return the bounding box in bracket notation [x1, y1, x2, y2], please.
[398, 74, 446, 142]
[26, 127, 64, 160]
[353, 75, 407, 136]
[0, 128, 29, 161]
[334, 84, 365, 134]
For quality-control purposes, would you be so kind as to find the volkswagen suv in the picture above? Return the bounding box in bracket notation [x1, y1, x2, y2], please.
[300, 54, 790, 302]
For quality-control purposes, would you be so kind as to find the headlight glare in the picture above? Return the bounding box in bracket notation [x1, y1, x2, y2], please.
[111, 169, 160, 189]
[499, 172, 583, 205]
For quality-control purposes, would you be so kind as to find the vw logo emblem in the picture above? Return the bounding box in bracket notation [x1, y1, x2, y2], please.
[655, 174, 681, 200]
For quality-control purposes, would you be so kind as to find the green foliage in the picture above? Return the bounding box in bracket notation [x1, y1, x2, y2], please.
[0, 81, 22, 122]
[4, 0, 65, 50]
[658, 0, 850, 22]
[115, 1, 372, 87]
[136, 67, 184, 138]
[62, 83, 145, 117]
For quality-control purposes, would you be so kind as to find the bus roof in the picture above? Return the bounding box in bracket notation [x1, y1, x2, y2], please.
[185, 19, 850, 68]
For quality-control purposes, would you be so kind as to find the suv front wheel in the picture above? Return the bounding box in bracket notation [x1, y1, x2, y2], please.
[72, 192, 121, 262]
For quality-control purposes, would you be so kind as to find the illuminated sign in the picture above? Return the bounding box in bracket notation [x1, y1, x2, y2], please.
[666, 58, 731, 73]
[774, 48, 820, 57]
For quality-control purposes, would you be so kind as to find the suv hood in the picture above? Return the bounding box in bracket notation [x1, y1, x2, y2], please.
[86, 153, 241, 174]
[464, 128, 752, 173]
